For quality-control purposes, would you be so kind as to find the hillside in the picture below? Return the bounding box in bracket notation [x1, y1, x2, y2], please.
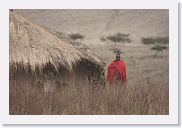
[16, 9, 168, 45]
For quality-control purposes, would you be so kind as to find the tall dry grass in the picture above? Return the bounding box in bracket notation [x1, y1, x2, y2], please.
[9, 76, 168, 115]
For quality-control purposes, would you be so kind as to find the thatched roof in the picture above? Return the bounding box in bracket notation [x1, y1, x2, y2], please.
[9, 11, 104, 74]
[50, 31, 102, 63]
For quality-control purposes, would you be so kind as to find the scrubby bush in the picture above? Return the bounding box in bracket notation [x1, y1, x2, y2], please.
[68, 33, 84, 41]
[151, 45, 168, 57]
[142, 37, 169, 45]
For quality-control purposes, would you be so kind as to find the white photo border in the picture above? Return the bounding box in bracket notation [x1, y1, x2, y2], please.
[0, 0, 178, 124]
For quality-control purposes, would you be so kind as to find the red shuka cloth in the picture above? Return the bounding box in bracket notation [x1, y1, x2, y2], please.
[107, 60, 127, 85]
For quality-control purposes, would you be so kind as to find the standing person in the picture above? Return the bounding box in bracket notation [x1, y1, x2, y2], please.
[107, 52, 127, 86]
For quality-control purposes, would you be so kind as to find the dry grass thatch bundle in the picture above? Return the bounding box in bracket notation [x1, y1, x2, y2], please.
[9, 11, 104, 76]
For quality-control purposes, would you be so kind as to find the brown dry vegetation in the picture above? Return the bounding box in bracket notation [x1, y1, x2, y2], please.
[10, 76, 168, 115]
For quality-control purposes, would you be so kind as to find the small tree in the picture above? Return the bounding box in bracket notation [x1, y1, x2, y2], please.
[142, 37, 169, 57]
[106, 33, 131, 46]
[68, 33, 84, 41]
[142, 38, 156, 45]
[155, 37, 169, 44]
[142, 37, 169, 45]
[151, 45, 168, 57]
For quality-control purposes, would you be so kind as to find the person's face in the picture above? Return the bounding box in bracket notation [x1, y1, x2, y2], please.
[116, 54, 120, 61]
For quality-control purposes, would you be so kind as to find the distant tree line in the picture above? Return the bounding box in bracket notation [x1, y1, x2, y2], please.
[67, 32, 168, 57]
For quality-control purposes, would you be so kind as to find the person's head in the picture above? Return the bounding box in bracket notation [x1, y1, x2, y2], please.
[115, 53, 120, 61]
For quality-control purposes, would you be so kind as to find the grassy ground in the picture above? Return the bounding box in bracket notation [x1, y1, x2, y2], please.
[9, 77, 168, 115]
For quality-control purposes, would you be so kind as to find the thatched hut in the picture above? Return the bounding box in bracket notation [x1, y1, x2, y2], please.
[9, 11, 105, 90]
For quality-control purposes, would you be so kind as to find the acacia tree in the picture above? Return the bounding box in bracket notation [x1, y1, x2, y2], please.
[151, 45, 168, 57]
[100, 33, 131, 55]
[142, 37, 169, 45]
[141, 37, 169, 57]
[106, 33, 131, 46]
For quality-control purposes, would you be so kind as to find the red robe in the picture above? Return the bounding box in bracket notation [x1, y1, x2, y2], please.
[107, 60, 127, 85]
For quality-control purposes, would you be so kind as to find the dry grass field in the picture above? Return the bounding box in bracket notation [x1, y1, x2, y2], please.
[10, 9, 169, 115]
[10, 75, 168, 115]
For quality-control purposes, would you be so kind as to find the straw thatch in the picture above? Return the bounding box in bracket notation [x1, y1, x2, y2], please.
[9, 11, 104, 76]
